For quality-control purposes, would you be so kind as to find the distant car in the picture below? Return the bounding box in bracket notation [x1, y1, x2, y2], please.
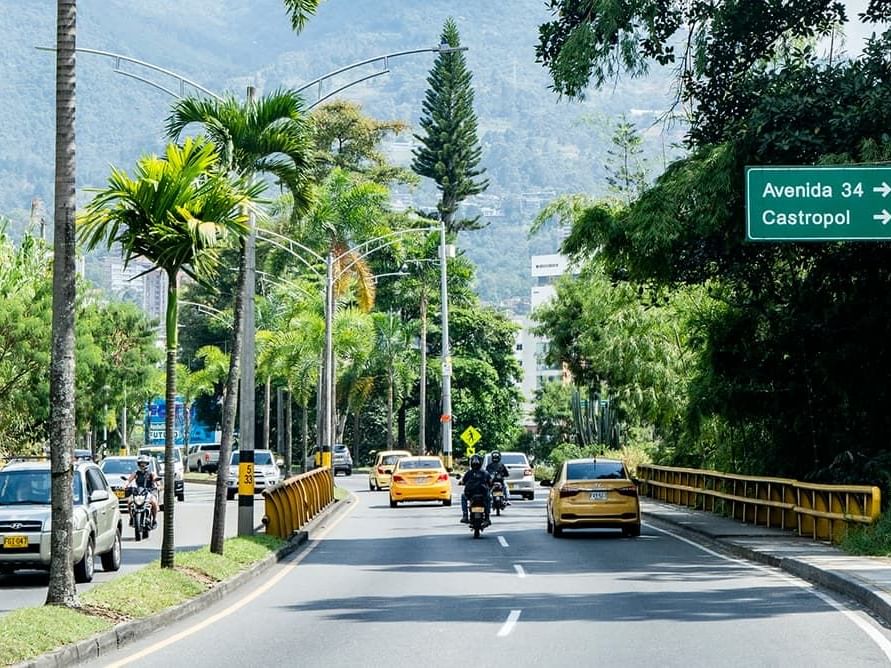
[369, 450, 412, 490]
[74, 449, 94, 463]
[98, 456, 163, 512]
[139, 446, 185, 502]
[305, 444, 353, 476]
[483, 451, 536, 500]
[186, 443, 221, 473]
[542, 457, 641, 538]
[226, 449, 281, 500]
[0, 460, 123, 581]
[389, 456, 452, 507]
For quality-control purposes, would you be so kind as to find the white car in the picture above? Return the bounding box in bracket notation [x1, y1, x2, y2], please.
[0, 460, 123, 581]
[226, 449, 281, 500]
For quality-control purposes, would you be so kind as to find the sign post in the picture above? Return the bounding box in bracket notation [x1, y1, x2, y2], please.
[746, 166, 891, 241]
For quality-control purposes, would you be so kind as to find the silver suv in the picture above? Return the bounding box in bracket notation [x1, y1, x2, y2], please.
[0, 460, 123, 581]
[186, 443, 220, 473]
[483, 452, 536, 500]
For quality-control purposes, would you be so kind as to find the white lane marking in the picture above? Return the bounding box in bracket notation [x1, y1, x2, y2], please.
[107, 496, 361, 667]
[498, 535, 509, 548]
[646, 522, 891, 661]
[513, 564, 526, 578]
[497, 609, 522, 637]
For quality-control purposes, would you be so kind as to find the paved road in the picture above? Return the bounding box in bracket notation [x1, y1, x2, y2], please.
[0, 482, 262, 614]
[88, 475, 891, 667]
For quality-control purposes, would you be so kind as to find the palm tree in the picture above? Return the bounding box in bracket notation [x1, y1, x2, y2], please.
[177, 345, 229, 458]
[79, 138, 256, 568]
[373, 312, 412, 449]
[282, 0, 322, 32]
[46, 0, 78, 607]
[166, 89, 315, 554]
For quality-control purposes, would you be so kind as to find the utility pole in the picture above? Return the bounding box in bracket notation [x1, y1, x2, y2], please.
[439, 219, 453, 469]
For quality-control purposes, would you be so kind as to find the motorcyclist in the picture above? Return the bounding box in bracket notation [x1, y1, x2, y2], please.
[485, 451, 511, 506]
[460, 454, 492, 525]
[126, 454, 159, 529]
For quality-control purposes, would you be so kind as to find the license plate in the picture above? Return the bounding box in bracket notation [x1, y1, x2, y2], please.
[470, 506, 485, 513]
[3, 535, 28, 549]
[493, 491, 504, 497]
[415, 477, 429, 485]
[591, 491, 608, 501]
[115, 489, 126, 499]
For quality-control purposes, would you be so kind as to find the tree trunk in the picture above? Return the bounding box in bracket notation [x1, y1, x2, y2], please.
[397, 400, 406, 450]
[284, 389, 292, 476]
[210, 245, 245, 555]
[352, 409, 360, 463]
[419, 289, 427, 455]
[301, 396, 308, 473]
[276, 386, 283, 457]
[386, 372, 394, 449]
[263, 375, 271, 450]
[161, 271, 178, 569]
[46, 0, 78, 607]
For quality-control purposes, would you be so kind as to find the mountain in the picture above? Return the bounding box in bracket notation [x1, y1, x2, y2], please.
[0, 0, 677, 306]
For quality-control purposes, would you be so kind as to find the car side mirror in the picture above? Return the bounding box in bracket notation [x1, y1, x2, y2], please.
[276, 458, 284, 467]
[540, 480, 553, 487]
[90, 490, 110, 503]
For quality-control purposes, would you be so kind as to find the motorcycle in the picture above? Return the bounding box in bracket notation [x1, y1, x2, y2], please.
[491, 478, 507, 516]
[128, 485, 153, 541]
[468, 493, 489, 538]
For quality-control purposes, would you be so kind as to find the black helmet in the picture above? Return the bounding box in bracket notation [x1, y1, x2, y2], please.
[491, 451, 501, 463]
[470, 454, 483, 470]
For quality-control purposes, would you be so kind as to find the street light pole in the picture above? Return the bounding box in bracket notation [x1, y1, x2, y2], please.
[439, 218, 453, 469]
[237, 85, 257, 536]
[323, 250, 335, 484]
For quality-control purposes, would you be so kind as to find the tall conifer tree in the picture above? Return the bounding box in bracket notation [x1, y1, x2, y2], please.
[412, 18, 489, 232]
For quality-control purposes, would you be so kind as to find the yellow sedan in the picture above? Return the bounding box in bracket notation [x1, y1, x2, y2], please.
[543, 457, 641, 537]
[369, 450, 412, 490]
[389, 456, 452, 507]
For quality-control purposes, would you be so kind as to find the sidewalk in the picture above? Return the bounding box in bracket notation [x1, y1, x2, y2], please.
[643, 499, 891, 625]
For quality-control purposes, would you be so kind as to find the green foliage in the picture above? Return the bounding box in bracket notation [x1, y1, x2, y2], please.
[841, 511, 891, 557]
[532, 381, 575, 454]
[412, 18, 489, 232]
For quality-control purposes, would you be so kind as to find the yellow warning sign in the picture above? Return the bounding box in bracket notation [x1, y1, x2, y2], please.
[460, 425, 481, 448]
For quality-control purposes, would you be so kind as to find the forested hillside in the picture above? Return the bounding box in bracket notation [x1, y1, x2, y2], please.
[0, 0, 676, 304]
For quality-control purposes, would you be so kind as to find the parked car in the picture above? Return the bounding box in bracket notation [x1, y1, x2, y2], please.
[98, 455, 163, 512]
[0, 460, 123, 581]
[369, 450, 412, 490]
[389, 456, 452, 507]
[305, 444, 353, 476]
[226, 449, 281, 500]
[139, 446, 185, 502]
[186, 443, 221, 473]
[542, 457, 641, 538]
[483, 451, 536, 500]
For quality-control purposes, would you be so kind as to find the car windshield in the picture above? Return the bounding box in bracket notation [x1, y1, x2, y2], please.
[565, 461, 626, 481]
[230, 451, 274, 466]
[500, 454, 528, 466]
[397, 459, 442, 470]
[100, 459, 137, 475]
[0, 470, 83, 505]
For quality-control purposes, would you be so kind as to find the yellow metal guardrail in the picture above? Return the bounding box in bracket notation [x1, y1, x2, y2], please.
[262, 467, 335, 539]
[637, 464, 881, 544]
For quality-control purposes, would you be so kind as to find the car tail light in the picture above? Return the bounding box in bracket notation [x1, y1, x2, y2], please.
[559, 487, 582, 498]
[523, 468, 533, 476]
[617, 485, 638, 497]
[392, 475, 406, 483]
[377, 467, 386, 474]
[204, 453, 210, 462]
[437, 473, 449, 481]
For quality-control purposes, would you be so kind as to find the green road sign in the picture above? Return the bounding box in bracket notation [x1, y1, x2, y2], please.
[746, 166, 891, 241]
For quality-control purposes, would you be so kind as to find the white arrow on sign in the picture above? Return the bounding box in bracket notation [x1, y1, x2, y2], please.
[873, 210, 891, 225]
[874, 182, 891, 198]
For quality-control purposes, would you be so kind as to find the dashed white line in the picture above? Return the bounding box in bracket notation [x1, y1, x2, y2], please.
[513, 563, 526, 578]
[498, 535, 509, 548]
[497, 609, 522, 637]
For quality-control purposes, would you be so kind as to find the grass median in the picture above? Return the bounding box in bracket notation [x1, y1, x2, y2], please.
[0, 534, 285, 666]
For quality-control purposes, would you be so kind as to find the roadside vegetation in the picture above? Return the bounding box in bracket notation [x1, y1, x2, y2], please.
[0, 535, 285, 666]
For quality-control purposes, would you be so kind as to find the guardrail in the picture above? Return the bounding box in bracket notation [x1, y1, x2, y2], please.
[637, 464, 881, 544]
[262, 467, 334, 539]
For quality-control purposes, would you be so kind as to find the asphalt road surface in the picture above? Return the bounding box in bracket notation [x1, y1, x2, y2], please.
[0, 482, 261, 614]
[87, 475, 891, 667]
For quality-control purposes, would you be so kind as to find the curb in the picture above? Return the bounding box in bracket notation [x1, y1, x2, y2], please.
[645, 513, 891, 628]
[14, 495, 352, 668]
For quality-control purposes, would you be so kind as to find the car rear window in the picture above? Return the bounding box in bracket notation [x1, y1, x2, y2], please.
[397, 459, 442, 470]
[565, 461, 626, 481]
[100, 459, 137, 475]
[500, 454, 528, 466]
[201, 445, 220, 452]
[230, 451, 274, 466]
[380, 454, 405, 465]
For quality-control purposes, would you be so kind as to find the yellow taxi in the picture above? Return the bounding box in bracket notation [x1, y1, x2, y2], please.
[369, 449, 412, 491]
[542, 457, 641, 537]
[389, 456, 452, 507]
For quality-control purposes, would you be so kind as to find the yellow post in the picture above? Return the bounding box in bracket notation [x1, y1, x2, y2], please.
[321, 451, 332, 468]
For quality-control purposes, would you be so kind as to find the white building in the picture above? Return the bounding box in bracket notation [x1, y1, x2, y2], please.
[513, 253, 575, 429]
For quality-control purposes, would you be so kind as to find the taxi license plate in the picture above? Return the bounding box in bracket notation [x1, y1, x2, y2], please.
[415, 477, 429, 484]
[3, 535, 28, 549]
[590, 491, 608, 501]
[115, 489, 126, 499]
